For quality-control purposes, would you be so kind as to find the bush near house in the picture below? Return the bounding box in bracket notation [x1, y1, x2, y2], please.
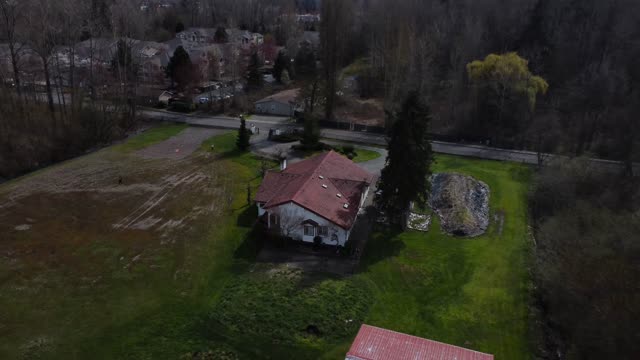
[169, 100, 196, 113]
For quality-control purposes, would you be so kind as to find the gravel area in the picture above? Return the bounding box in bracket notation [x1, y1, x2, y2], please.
[407, 213, 431, 232]
[429, 173, 490, 237]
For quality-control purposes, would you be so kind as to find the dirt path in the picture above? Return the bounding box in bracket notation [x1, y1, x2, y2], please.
[136, 128, 225, 160]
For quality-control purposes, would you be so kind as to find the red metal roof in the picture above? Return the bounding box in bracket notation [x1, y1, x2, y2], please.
[346, 325, 494, 360]
[255, 151, 374, 229]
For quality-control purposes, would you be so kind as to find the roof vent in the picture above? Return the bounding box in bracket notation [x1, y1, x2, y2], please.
[343, 204, 349, 209]
[337, 194, 342, 198]
[322, 184, 328, 189]
[319, 175, 324, 179]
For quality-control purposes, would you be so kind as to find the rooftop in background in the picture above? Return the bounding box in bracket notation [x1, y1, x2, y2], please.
[346, 324, 494, 360]
[255, 88, 301, 105]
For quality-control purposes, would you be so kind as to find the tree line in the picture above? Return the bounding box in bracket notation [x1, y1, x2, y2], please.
[0, 0, 149, 179]
[316, 0, 638, 169]
[315, 1, 639, 359]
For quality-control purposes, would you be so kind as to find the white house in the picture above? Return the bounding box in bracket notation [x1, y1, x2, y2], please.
[255, 151, 374, 247]
[254, 88, 300, 116]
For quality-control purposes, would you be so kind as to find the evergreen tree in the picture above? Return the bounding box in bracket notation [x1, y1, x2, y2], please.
[295, 44, 317, 78]
[246, 53, 263, 88]
[236, 116, 251, 151]
[301, 113, 320, 149]
[175, 22, 185, 33]
[273, 51, 291, 83]
[378, 91, 434, 224]
[214, 26, 228, 43]
[165, 46, 194, 90]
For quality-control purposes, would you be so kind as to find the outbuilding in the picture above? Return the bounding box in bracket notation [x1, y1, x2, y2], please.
[346, 324, 495, 360]
[254, 88, 300, 116]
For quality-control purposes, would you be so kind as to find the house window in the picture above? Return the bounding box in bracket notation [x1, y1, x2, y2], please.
[304, 225, 315, 236]
[318, 226, 328, 237]
[270, 213, 280, 226]
[271, 104, 276, 112]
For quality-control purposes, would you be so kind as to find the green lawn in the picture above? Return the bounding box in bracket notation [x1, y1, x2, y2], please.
[0, 126, 532, 359]
[299, 146, 381, 163]
[199, 150, 532, 359]
[346, 156, 533, 359]
[351, 148, 382, 163]
[113, 123, 188, 152]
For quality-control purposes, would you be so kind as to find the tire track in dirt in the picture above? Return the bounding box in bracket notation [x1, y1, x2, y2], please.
[113, 165, 204, 230]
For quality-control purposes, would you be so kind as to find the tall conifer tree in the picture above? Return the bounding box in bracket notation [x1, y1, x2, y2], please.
[378, 91, 434, 224]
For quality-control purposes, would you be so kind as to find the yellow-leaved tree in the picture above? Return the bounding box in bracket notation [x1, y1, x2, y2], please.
[467, 52, 549, 145]
[468, 52, 548, 109]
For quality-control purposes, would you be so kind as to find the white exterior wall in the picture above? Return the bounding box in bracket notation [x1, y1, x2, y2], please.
[257, 203, 266, 217]
[261, 202, 352, 246]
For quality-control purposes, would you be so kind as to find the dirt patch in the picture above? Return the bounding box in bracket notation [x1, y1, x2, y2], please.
[0, 130, 231, 287]
[335, 98, 385, 127]
[430, 173, 490, 237]
[136, 128, 225, 160]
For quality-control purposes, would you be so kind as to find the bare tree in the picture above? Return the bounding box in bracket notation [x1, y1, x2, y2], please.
[271, 206, 305, 239]
[25, 0, 59, 122]
[0, 0, 25, 97]
[109, 0, 147, 128]
[320, 0, 353, 122]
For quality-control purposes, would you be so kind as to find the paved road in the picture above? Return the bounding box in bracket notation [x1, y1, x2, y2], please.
[140, 108, 637, 175]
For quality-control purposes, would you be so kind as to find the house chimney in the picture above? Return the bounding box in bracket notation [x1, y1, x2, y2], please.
[280, 157, 287, 171]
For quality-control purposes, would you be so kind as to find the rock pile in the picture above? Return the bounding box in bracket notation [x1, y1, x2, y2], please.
[429, 173, 490, 237]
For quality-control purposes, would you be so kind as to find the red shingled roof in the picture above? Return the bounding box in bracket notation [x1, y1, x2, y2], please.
[255, 151, 374, 229]
[347, 325, 494, 360]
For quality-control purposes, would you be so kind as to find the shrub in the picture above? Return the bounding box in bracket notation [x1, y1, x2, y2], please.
[270, 133, 301, 143]
[169, 101, 195, 113]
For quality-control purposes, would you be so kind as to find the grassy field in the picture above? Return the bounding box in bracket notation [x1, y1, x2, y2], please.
[297, 146, 381, 164]
[351, 148, 381, 163]
[113, 123, 188, 152]
[349, 156, 534, 359]
[0, 126, 532, 359]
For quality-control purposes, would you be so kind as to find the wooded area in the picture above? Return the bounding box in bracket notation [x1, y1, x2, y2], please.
[318, 0, 639, 169]
[530, 160, 639, 359]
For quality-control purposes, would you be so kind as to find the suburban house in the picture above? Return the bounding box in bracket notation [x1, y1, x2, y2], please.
[158, 91, 175, 105]
[227, 29, 264, 47]
[255, 151, 374, 247]
[254, 88, 300, 116]
[176, 28, 217, 44]
[346, 324, 495, 360]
